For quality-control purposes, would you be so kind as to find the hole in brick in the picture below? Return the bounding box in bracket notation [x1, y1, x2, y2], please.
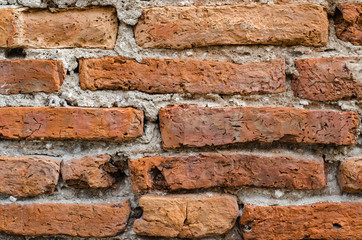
[244, 225, 252, 232]
[5, 48, 26, 59]
[333, 223, 342, 229]
[148, 167, 168, 190]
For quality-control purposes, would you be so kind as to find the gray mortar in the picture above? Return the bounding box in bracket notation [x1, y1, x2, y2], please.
[0, 0, 361, 239]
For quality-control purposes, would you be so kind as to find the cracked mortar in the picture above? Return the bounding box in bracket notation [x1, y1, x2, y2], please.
[0, 0, 361, 239]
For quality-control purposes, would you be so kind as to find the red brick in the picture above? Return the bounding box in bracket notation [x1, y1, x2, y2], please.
[0, 201, 130, 237]
[0, 107, 143, 141]
[0, 7, 117, 49]
[239, 202, 362, 240]
[129, 153, 327, 193]
[79, 57, 285, 95]
[0, 156, 60, 197]
[338, 158, 362, 193]
[159, 105, 358, 148]
[292, 57, 362, 101]
[133, 194, 238, 238]
[0, 59, 65, 95]
[335, 3, 362, 45]
[61, 155, 119, 188]
[135, 4, 328, 49]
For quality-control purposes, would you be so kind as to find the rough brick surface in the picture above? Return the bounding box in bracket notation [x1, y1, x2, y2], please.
[135, 4, 328, 49]
[129, 153, 327, 193]
[335, 3, 362, 45]
[0, 59, 65, 95]
[292, 57, 362, 101]
[61, 155, 119, 188]
[0, 156, 60, 197]
[239, 202, 362, 240]
[0, 7, 118, 49]
[159, 105, 359, 148]
[338, 158, 362, 193]
[0, 201, 130, 237]
[0, 107, 143, 141]
[133, 195, 238, 238]
[79, 57, 285, 95]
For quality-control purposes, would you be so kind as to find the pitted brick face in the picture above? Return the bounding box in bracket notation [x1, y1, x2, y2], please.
[135, 4, 328, 49]
[335, 3, 362, 45]
[338, 158, 362, 193]
[159, 105, 359, 148]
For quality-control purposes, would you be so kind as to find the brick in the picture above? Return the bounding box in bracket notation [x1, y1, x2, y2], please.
[0, 59, 65, 95]
[0, 201, 130, 237]
[239, 202, 362, 240]
[0, 107, 143, 141]
[0, 156, 60, 197]
[61, 155, 119, 188]
[159, 105, 359, 148]
[335, 3, 362, 45]
[292, 57, 362, 101]
[129, 153, 327, 193]
[0, 7, 117, 49]
[133, 194, 238, 238]
[338, 158, 362, 193]
[135, 4, 328, 49]
[79, 57, 285, 95]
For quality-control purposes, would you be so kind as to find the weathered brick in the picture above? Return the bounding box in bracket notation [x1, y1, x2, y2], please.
[0, 59, 65, 95]
[335, 3, 362, 45]
[338, 158, 362, 193]
[239, 202, 362, 240]
[129, 153, 327, 193]
[0, 156, 60, 197]
[133, 194, 238, 238]
[61, 155, 119, 188]
[79, 57, 285, 95]
[292, 57, 362, 101]
[135, 4, 328, 49]
[0, 7, 117, 49]
[0, 201, 130, 237]
[159, 105, 358, 148]
[0, 107, 143, 141]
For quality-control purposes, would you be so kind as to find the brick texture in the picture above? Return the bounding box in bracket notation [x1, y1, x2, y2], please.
[0, 156, 60, 197]
[0, 59, 65, 94]
[159, 105, 359, 148]
[335, 3, 362, 45]
[239, 202, 362, 240]
[0, 201, 130, 237]
[292, 57, 362, 101]
[79, 57, 285, 95]
[61, 155, 119, 188]
[129, 153, 327, 193]
[133, 195, 238, 238]
[338, 158, 362, 193]
[0, 107, 143, 141]
[135, 4, 328, 49]
[0, 7, 118, 49]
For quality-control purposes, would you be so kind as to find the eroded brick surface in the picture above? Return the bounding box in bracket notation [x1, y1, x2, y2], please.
[239, 202, 362, 240]
[0, 201, 131, 237]
[159, 105, 359, 148]
[135, 4, 328, 49]
[338, 158, 362, 193]
[0, 107, 143, 141]
[0, 156, 60, 197]
[79, 57, 285, 95]
[335, 3, 362, 45]
[292, 57, 362, 101]
[133, 195, 238, 238]
[129, 153, 327, 193]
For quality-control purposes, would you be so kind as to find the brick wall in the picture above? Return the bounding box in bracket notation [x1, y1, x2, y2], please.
[0, 0, 361, 239]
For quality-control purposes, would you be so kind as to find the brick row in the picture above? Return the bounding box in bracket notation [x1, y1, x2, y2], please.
[0, 201, 130, 237]
[0, 7, 117, 49]
[0, 107, 143, 141]
[159, 104, 359, 148]
[129, 153, 327, 193]
[135, 4, 328, 49]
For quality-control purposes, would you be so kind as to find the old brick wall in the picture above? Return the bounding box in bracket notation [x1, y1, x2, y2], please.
[0, 0, 361, 239]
